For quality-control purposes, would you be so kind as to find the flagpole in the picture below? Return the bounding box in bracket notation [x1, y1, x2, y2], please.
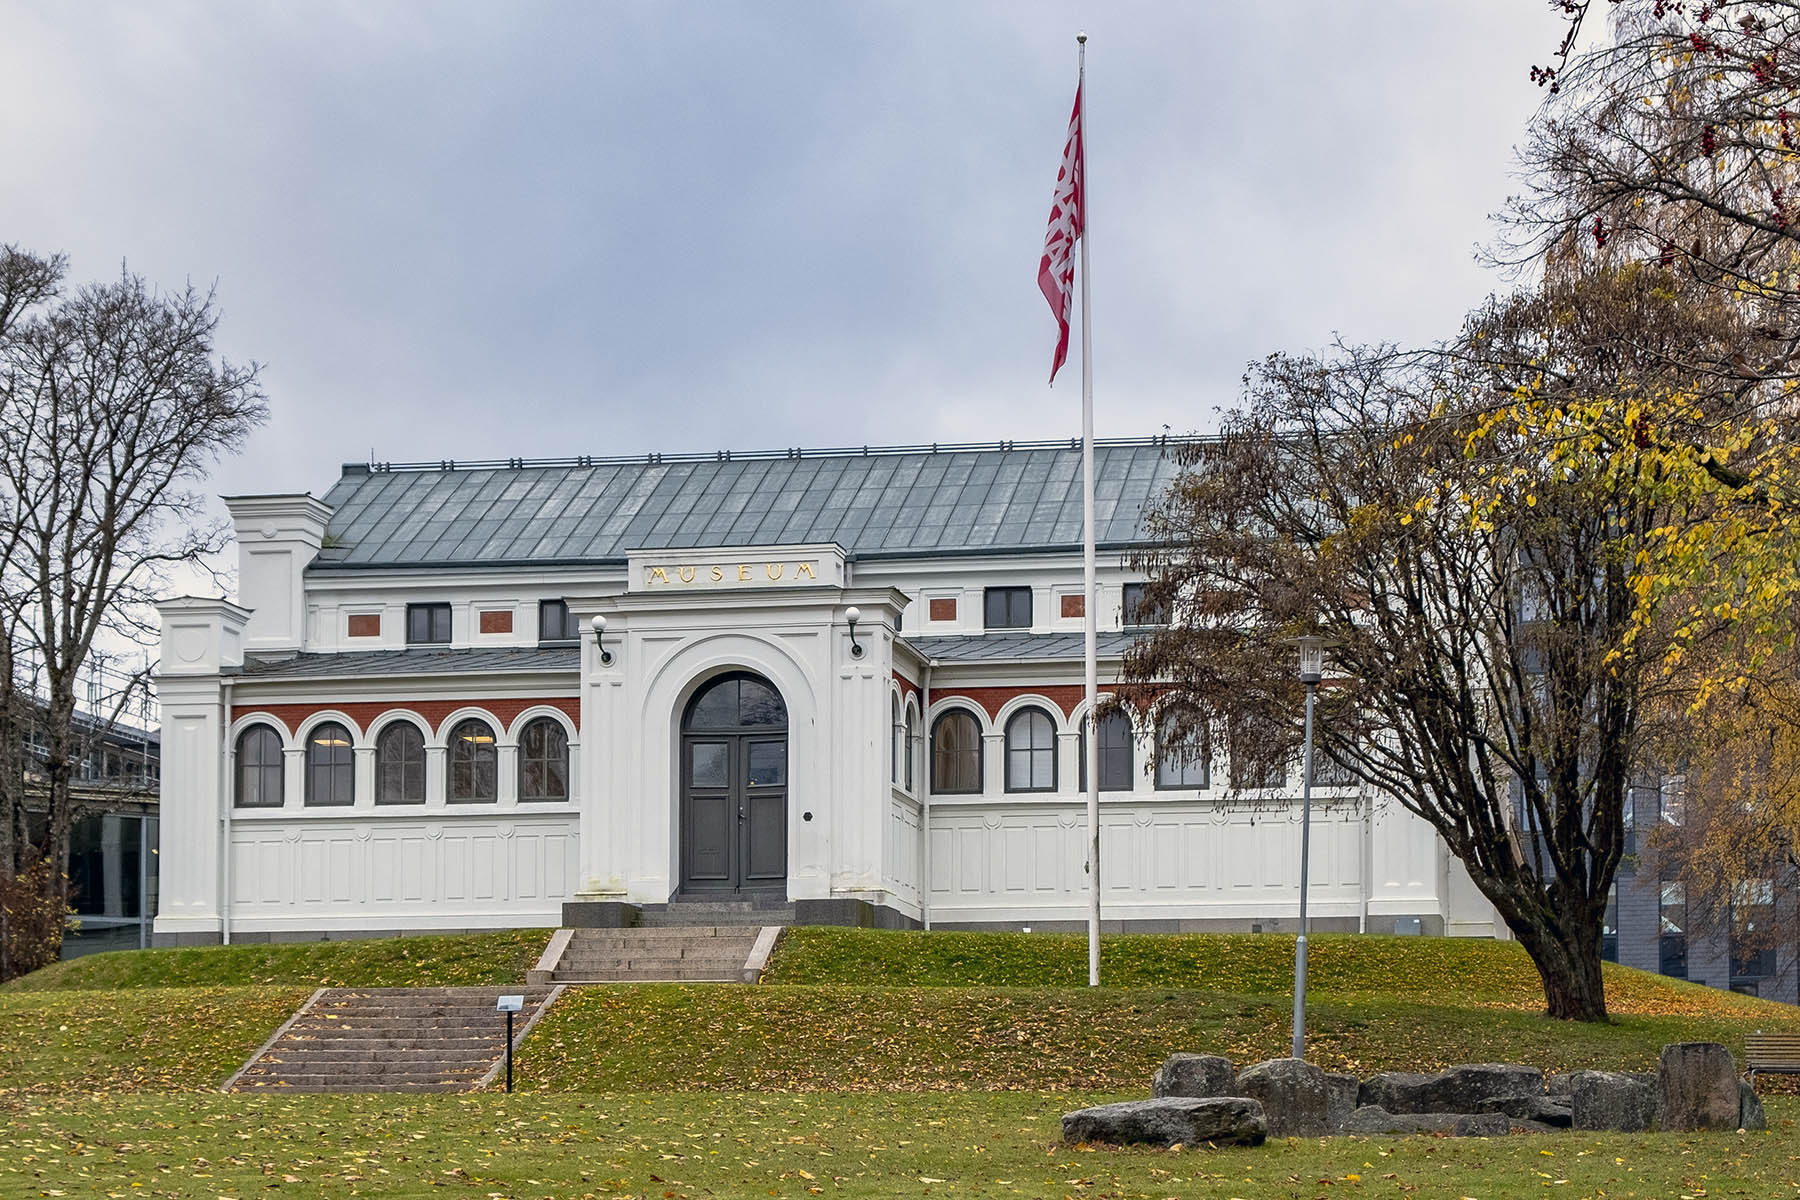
[1077, 30, 1100, 990]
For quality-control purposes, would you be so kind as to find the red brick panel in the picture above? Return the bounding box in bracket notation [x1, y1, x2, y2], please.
[479, 610, 514, 634]
[927, 685, 1088, 720]
[928, 597, 956, 621]
[234, 696, 580, 737]
[1060, 594, 1084, 618]
[892, 671, 920, 704]
[347, 614, 381, 638]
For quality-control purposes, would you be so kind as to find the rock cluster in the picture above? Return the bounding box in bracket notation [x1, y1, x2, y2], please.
[1061, 1040, 1769, 1147]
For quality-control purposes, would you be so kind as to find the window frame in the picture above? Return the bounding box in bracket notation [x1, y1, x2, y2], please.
[406, 602, 453, 645]
[1120, 582, 1169, 628]
[930, 709, 984, 795]
[517, 716, 570, 803]
[373, 720, 427, 806]
[891, 693, 904, 786]
[303, 721, 356, 807]
[983, 586, 1032, 630]
[539, 599, 574, 644]
[447, 717, 499, 804]
[904, 698, 918, 793]
[1003, 705, 1058, 793]
[234, 724, 285, 809]
[1079, 706, 1135, 793]
[1155, 713, 1210, 790]
[1659, 880, 1689, 979]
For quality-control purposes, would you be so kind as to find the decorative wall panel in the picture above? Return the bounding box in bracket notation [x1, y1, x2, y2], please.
[228, 812, 577, 931]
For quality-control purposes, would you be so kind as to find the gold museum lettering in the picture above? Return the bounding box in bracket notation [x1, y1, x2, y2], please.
[643, 561, 821, 586]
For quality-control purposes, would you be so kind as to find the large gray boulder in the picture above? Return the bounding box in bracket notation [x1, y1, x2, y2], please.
[1342, 1106, 1510, 1137]
[1324, 1072, 1361, 1134]
[1569, 1070, 1658, 1133]
[1544, 1072, 1574, 1098]
[1658, 1043, 1740, 1132]
[1360, 1064, 1544, 1114]
[1474, 1094, 1573, 1128]
[1062, 1097, 1268, 1148]
[1236, 1057, 1330, 1137]
[1151, 1053, 1237, 1099]
[1740, 1081, 1768, 1132]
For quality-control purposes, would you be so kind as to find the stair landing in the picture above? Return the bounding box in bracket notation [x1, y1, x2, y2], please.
[531, 918, 783, 985]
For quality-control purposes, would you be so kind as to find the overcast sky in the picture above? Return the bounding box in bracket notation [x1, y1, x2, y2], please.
[2, 2, 1566, 500]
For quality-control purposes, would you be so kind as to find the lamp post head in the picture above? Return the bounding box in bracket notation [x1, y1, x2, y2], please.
[1295, 635, 1327, 685]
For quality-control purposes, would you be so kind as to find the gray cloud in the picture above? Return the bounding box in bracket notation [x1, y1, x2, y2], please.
[1, 1, 1561, 498]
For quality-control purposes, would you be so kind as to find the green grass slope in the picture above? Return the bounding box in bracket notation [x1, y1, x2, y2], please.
[763, 927, 1771, 1016]
[3, 928, 549, 992]
[0, 1091, 1793, 1199]
[0, 986, 310, 1094]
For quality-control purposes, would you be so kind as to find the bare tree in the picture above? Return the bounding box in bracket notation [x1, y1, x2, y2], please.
[0, 244, 266, 918]
[0, 245, 65, 883]
[1122, 268, 1750, 1020]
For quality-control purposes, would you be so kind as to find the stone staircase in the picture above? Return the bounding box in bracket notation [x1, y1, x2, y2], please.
[638, 896, 796, 928]
[225, 985, 559, 1094]
[531, 923, 781, 984]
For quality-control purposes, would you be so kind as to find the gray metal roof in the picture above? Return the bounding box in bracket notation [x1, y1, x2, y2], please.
[902, 631, 1142, 663]
[309, 438, 1189, 571]
[232, 646, 580, 681]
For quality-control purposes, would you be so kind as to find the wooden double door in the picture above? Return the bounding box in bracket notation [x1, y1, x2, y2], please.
[679, 673, 788, 894]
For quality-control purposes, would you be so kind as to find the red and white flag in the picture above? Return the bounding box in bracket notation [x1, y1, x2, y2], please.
[1039, 83, 1084, 384]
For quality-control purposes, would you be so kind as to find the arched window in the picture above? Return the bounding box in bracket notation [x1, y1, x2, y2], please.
[305, 721, 355, 807]
[234, 724, 285, 808]
[891, 693, 904, 785]
[1155, 712, 1210, 790]
[375, 721, 426, 805]
[904, 700, 918, 792]
[931, 709, 982, 794]
[1079, 707, 1135, 792]
[518, 717, 570, 802]
[448, 717, 498, 803]
[1004, 706, 1057, 792]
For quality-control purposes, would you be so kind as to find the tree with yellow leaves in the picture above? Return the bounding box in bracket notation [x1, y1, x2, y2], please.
[1124, 263, 1772, 1021]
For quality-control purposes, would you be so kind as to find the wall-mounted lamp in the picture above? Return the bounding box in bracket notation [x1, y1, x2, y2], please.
[845, 606, 865, 658]
[590, 614, 614, 666]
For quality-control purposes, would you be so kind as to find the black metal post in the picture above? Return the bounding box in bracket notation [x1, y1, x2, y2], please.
[505, 1009, 515, 1093]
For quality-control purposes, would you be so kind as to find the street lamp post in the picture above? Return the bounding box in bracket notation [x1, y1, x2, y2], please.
[1291, 634, 1326, 1061]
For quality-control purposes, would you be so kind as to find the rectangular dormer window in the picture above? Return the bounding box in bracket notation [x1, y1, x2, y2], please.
[539, 599, 575, 643]
[406, 603, 452, 645]
[1122, 582, 1169, 627]
[984, 586, 1032, 630]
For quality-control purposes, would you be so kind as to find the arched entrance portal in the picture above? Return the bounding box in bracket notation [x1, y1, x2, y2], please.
[679, 671, 788, 894]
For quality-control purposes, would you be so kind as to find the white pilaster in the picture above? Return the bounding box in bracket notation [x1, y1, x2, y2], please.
[151, 597, 250, 944]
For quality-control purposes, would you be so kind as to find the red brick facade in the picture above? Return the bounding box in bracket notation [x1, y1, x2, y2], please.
[478, 610, 514, 634]
[233, 697, 579, 737]
[926, 684, 1091, 720]
[347, 614, 381, 637]
[928, 597, 957, 621]
[1060, 594, 1084, 618]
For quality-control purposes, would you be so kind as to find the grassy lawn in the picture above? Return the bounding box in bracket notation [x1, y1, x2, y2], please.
[517, 981, 1800, 1092]
[4, 928, 551, 991]
[764, 928, 1776, 1019]
[0, 985, 310, 1094]
[1, 930, 1798, 1197]
[0, 1090, 1793, 1199]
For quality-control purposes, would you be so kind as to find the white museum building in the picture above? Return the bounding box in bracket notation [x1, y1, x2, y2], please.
[151, 439, 1501, 944]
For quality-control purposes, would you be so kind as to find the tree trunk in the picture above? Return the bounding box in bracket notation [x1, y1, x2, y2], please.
[1505, 905, 1609, 1021]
